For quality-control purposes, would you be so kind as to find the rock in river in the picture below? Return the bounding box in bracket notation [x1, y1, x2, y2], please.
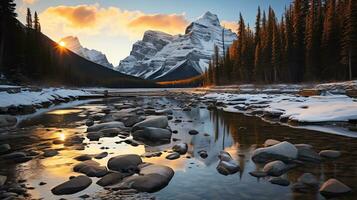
[319, 179, 351, 197]
[263, 160, 288, 176]
[172, 143, 188, 154]
[87, 121, 125, 132]
[166, 152, 180, 160]
[108, 154, 142, 173]
[269, 177, 290, 186]
[252, 141, 298, 163]
[96, 172, 124, 187]
[297, 146, 321, 163]
[132, 127, 172, 142]
[264, 139, 281, 147]
[319, 150, 341, 159]
[74, 160, 108, 177]
[297, 173, 319, 186]
[94, 152, 108, 159]
[216, 151, 240, 175]
[43, 149, 59, 157]
[51, 175, 92, 195]
[132, 116, 168, 131]
[0, 115, 17, 128]
[118, 163, 174, 193]
[74, 154, 92, 161]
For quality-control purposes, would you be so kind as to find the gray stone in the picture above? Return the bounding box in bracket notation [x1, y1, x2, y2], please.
[123, 115, 145, 127]
[319, 150, 341, 159]
[297, 173, 319, 186]
[216, 151, 240, 175]
[108, 154, 142, 173]
[188, 130, 199, 135]
[264, 139, 281, 147]
[132, 127, 172, 141]
[87, 121, 125, 132]
[269, 177, 290, 186]
[0, 144, 11, 154]
[0, 115, 17, 128]
[86, 132, 102, 141]
[73, 160, 108, 177]
[51, 175, 92, 195]
[2, 152, 26, 159]
[94, 152, 108, 159]
[172, 143, 188, 155]
[249, 171, 267, 178]
[252, 141, 298, 163]
[0, 175, 7, 186]
[85, 119, 94, 127]
[166, 152, 180, 160]
[263, 160, 288, 176]
[198, 150, 208, 159]
[297, 147, 321, 163]
[132, 116, 168, 131]
[43, 149, 58, 157]
[96, 172, 124, 187]
[319, 179, 351, 197]
[74, 154, 92, 161]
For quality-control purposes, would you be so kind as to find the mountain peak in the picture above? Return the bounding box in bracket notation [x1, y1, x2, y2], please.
[195, 11, 220, 27]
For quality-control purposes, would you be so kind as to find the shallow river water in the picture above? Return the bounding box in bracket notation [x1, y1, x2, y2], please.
[0, 95, 356, 200]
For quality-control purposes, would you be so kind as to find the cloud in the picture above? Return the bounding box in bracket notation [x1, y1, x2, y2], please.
[39, 4, 188, 41]
[221, 21, 238, 32]
[22, 0, 38, 4]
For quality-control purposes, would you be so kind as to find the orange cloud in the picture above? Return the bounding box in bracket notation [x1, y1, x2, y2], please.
[221, 20, 238, 32]
[128, 14, 188, 35]
[23, 0, 38, 4]
[39, 4, 188, 41]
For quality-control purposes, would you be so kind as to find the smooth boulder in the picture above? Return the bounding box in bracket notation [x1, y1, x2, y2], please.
[264, 139, 281, 147]
[107, 154, 142, 173]
[297, 173, 319, 186]
[132, 116, 168, 131]
[51, 175, 92, 195]
[297, 146, 321, 163]
[263, 160, 288, 176]
[172, 143, 188, 155]
[319, 179, 351, 197]
[96, 172, 124, 187]
[252, 141, 298, 163]
[319, 150, 341, 159]
[87, 121, 124, 132]
[73, 160, 108, 177]
[132, 127, 172, 141]
[216, 151, 240, 175]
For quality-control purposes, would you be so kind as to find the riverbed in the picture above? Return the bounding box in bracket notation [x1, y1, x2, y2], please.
[0, 93, 356, 200]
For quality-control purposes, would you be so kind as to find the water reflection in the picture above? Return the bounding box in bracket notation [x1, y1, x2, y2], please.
[1, 98, 356, 200]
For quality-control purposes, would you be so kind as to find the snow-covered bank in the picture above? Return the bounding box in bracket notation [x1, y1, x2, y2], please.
[0, 87, 94, 115]
[201, 92, 357, 138]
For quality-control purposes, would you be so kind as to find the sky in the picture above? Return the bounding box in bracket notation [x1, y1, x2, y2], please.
[15, 0, 292, 66]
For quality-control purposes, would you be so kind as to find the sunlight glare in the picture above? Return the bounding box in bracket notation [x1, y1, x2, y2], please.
[59, 41, 66, 47]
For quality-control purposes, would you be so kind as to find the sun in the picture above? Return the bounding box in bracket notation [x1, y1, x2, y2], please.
[59, 41, 66, 47]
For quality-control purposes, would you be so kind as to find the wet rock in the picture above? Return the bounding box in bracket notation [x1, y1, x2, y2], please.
[79, 194, 90, 199]
[216, 151, 240, 175]
[188, 130, 199, 135]
[86, 132, 102, 141]
[263, 160, 288, 176]
[108, 154, 142, 173]
[155, 109, 173, 115]
[183, 107, 191, 111]
[198, 150, 208, 159]
[166, 152, 180, 160]
[297, 146, 321, 163]
[297, 173, 319, 186]
[172, 143, 188, 155]
[85, 119, 94, 127]
[294, 144, 313, 149]
[249, 171, 267, 178]
[74, 160, 108, 177]
[74, 154, 92, 161]
[269, 177, 290, 186]
[141, 152, 162, 158]
[123, 116, 145, 127]
[132, 116, 168, 131]
[118, 164, 174, 193]
[13, 156, 32, 163]
[264, 139, 281, 147]
[0, 175, 7, 186]
[0, 144, 11, 154]
[319, 150, 341, 159]
[96, 172, 124, 187]
[0, 115, 17, 128]
[87, 121, 125, 132]
[94, 152, 108, 159]
[8, 186, 26, 195]
[2, 152, 26, 159]
[51, 175, 92, 195]
[43, 149, 59, 157]
[132, 127, 172, 142]
[99, 128, 120, 137]
[39, 182, 47, 186]
[252, 141, 298, 163]
[291, 182, 310, 193]
[319, 179, 351, 197]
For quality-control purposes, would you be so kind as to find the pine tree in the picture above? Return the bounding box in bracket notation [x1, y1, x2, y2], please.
[0, 0, 17, 68]
[321, 0, 340, 79]
[272, 21, 282, 82]
[33, 11, 41, 32]
[26, 8, 32, 30]
[255, 6, 261, 46]
[214, 45, 220, 84]
[284, 6, 295, 82]
[340, 0, 357, 80]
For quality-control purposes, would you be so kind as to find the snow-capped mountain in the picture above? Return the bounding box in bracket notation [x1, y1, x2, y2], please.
[116, 11, 237, 81]
[60, 36, 113, 69]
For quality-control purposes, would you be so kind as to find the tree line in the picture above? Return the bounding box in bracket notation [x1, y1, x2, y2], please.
[204, 0, 356, 85]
